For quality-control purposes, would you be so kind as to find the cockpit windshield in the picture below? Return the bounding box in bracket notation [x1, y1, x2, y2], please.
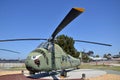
[37, 42, 48, 48]
[37, 42, 53, 52]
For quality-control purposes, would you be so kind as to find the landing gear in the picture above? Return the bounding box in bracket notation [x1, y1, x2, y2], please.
[76, 66, 80, 69]
[60, 69, 67, 77]
[29, 71, 35, 75]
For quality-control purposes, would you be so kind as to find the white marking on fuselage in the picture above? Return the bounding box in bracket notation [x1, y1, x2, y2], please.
[31, 54, 42, 60]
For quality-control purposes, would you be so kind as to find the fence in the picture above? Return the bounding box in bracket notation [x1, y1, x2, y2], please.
[0, 63, 25, 69]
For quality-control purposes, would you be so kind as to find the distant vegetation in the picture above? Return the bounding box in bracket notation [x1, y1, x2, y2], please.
[55, 35, 95, 62]
[80, 64, 120, 71]
[56, 34, 120, 62]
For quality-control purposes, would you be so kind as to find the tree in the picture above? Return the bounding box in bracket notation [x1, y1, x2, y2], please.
[55, 35, 79, 58]
[96, 54, 99, 58]
[81, 51, 90, 62]
[87, 51, 94, 56]
[107, 53, 112, 60]
[103, 54, 107, 58]
[108, 53, 111, 56]
[103, 53, 112, 60]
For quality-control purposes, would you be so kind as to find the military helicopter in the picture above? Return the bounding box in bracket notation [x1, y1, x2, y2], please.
[0, 8, 112, 76]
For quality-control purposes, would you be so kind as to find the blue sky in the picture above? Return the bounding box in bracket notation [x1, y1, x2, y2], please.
[0, 0, 120, 59]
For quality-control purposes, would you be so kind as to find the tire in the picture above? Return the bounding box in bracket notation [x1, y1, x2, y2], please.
[61, 69, 67, 77]
[29, 71, 35, 75]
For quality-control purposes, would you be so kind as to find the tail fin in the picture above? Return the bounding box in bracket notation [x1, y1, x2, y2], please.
[79, 52, 82, 58]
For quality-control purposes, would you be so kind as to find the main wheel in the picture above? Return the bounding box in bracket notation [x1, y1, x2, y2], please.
[76, 66, 80, 69]
[60, 69, 67, 77]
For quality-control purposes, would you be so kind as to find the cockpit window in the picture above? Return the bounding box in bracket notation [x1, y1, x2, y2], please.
[38, 42, 49, 48]
[37, 42, 53, 52]
[37, 42, 49, 49]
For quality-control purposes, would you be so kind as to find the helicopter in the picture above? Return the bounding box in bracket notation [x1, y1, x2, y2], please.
[0, 8, 112, 76]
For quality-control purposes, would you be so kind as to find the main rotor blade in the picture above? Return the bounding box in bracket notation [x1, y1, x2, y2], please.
[0, 49, 21, 54]
[51, 8, 84, 39]
[75, 40, 112, 46]
[0, 38, 47, 42]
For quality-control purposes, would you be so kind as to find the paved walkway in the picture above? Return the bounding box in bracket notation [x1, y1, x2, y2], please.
[109, 63, 120, 66]
[25, 69, 107, 79]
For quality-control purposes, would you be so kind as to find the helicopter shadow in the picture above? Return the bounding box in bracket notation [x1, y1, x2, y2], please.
[27, 68, 76, 79]
[27, 71, 59, 79]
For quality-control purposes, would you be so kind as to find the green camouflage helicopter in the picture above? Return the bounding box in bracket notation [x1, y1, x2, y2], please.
[0, 8, 112, 76]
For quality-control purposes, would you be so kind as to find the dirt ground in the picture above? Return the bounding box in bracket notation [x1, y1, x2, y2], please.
[0, 70, 120, 80]
[89, 74, 120, 80]
[0, 70, 22, 76]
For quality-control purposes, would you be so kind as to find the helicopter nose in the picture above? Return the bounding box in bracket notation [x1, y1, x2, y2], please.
[31, 54, 42, 67]
[34, 59, 40, 67]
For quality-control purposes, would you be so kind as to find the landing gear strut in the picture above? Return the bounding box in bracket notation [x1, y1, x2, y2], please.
[60, 69, 67, 77]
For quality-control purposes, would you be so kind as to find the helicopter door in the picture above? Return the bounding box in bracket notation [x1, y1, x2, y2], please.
[55, 54, 61, 69]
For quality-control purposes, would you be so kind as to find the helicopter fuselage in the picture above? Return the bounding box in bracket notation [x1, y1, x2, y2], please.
[25, 42, 80, 73]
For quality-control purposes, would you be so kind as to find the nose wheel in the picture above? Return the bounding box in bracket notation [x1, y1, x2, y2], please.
[29, 71, 35, 75]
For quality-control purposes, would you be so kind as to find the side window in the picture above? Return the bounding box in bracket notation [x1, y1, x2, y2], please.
[62, 55, 64, 61]
[61, 55, 67, 62]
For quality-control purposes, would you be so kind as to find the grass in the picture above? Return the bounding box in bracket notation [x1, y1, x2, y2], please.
[80, 64, 120, 71]
[10, 67, 26, 71]
[7, 64, 120, 72]
[1, 63, 120, 72]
